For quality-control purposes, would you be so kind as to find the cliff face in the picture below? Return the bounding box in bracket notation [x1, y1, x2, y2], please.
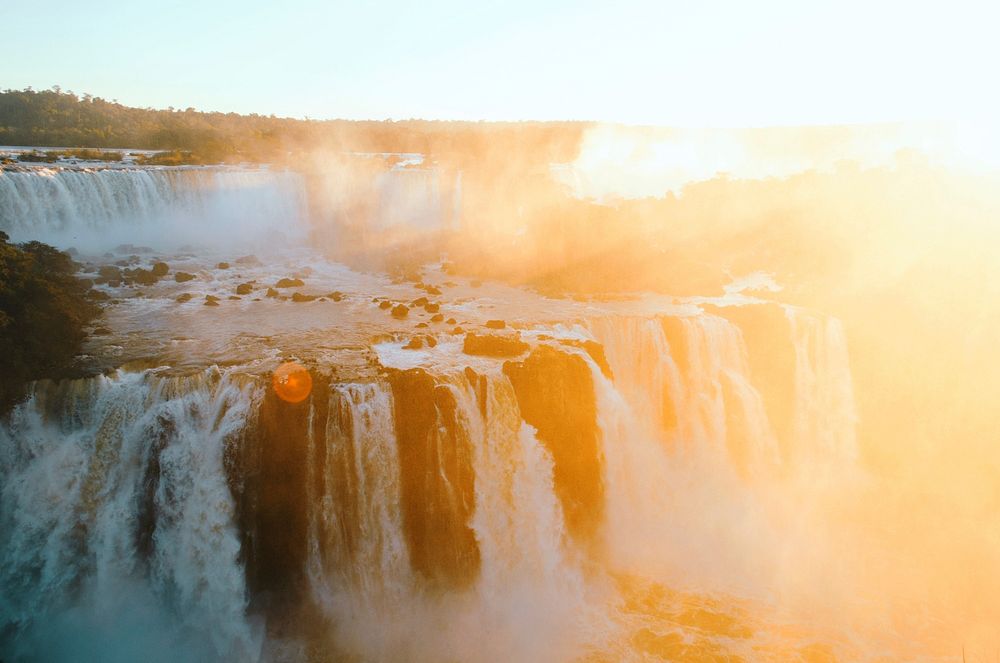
[504, 346, 604, 546]
[388, 367, 480, 588]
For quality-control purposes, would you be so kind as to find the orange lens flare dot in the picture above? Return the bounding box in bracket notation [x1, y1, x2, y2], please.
[272, 361, 313, 404]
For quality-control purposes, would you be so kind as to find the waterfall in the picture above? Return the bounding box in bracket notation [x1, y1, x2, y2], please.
[0, 368, 263, 662]
[0, 167, 309, 251]
[785, 306, 859, 463]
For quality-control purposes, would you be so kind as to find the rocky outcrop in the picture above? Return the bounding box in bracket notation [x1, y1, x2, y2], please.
[387, 368, 480, 588]
[463, 332, 529, 358]
[503, 345, 604, 546]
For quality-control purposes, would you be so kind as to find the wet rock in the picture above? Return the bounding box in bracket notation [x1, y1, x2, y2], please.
[291, 292, 316, 303]
[404, 336, 424, 350]
[379, 300, 393, 310]
[430, 314, 444, 323]
[151, 262, 169, 277]
[174, 272, 196, 283]
[96, 266, 122, 284]
[325, 291, 343, 302]
[386, 368, 480, 586]
[217, 262, 231, 269]
[424, 302, 440, 313]
[558, 339, 614, 380]
[446, 318, 456, 325]
[205, 294, 220, 302]
[504, 346, 604, 545]
[426, 336, 438, 348]
[92, 326, 112, 336]
[228, 295, 242, 300]
[204, 299, 220, 307]
[275, 277, 305, 288]
[391, 304, 409, 318]
[485, 319, 506, 330]
[411, 296, 428, 307]
[88, 290, 111, 302]
[416, 322, 428, 328]
[451, 326, 465, 335]
[425, 285, 442, 296]
[463, 332, 529, 357]
[266, 287, 279, 298]
[176, 293, 193, 303]
[129, 268, 158, 286]
[236, 283, 254, 295]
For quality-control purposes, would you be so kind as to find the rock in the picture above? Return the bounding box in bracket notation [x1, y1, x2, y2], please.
[266, 287, 279, 298]
[92, 326, 112, 336]
[205, 294, 220, 302]
[275, 277, 305, 288]
[424, 302, 440, 313]
[404, 336, 424, 350]
[291, 292, 317, 303]
[176, 293, 193, 303]
[446, 318, 456, 325]
[204, 299, 220, 307]
[451, 326, 465, 335]
[88, 290, 111, 302]
[503, 345, 604, 544]
[228, 295, 242, 300]
[411, 296, 428, 307]
[174, 272, 196, 283]
[430, 313, 444, 323]
[236, 283, 254, 295]
[558, 339, 614, 380]
[416, 322, 428, 328]
[463, 332, 529, 357]
[96, 266, 122, 283]
[379, 300, 393, 310]
[425, 285, 442, 296]
[151, 262, 169, 277]
[130, 268, 158, 286]
[426, 336, 438, 348]
[326, 291, 343, 302]
[392, 304, 409, 319]
[217, 262, 231, 269]
[485, 319, 506, 330]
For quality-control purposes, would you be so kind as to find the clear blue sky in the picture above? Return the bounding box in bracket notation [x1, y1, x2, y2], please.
[1, 0, 997, 125]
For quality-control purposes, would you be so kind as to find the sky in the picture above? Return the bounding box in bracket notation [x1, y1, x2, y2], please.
[2, 0, 998, 126]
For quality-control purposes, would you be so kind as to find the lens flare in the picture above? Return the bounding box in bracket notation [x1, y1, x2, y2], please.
[272, 361, 313, 403]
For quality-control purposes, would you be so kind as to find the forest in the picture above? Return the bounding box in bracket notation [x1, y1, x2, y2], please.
[0, 87, 586, 165]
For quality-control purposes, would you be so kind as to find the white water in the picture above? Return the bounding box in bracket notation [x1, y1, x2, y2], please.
[0, 167, 309, 251]
[0, 369, 263, 663]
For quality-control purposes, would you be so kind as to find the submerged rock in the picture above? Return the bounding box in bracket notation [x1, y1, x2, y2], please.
[176, 293, 193, 303]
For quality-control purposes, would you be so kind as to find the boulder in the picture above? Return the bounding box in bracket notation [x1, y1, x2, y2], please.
[463, 332, 529, 358]
[236, 283, 254, 295]
[151, 262, 169, 277]
[217, 262, 231, 269]
[404, 336, 424, 350]
[176, 293, 193, 303]
[291, 292, 316, 303]
[326, 291, 343, 301]
[275, 278, 305, 288]
[392, 304, 409, 318]
[411, 296, 428, 307]
[430, 313, 444, 323]
[424, 302, 440, 313]
[266, 287, 279, 298]
[379, 300, 393, 310]
[174, 272, 196, 283]
[485, 319, 506, 330]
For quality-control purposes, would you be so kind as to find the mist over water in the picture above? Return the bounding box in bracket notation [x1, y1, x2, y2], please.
[0, 138, 996, 662]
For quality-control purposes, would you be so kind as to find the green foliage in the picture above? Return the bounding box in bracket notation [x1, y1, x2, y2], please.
[0, 232, 100, 412]
[0, 87, 587, 165]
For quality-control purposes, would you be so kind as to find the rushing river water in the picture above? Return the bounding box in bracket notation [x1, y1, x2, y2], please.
[0, 163, 951, 661]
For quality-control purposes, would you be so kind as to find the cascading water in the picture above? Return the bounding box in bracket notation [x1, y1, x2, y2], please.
[0, 167, 309, 251]
[0, 368, 263, 663]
